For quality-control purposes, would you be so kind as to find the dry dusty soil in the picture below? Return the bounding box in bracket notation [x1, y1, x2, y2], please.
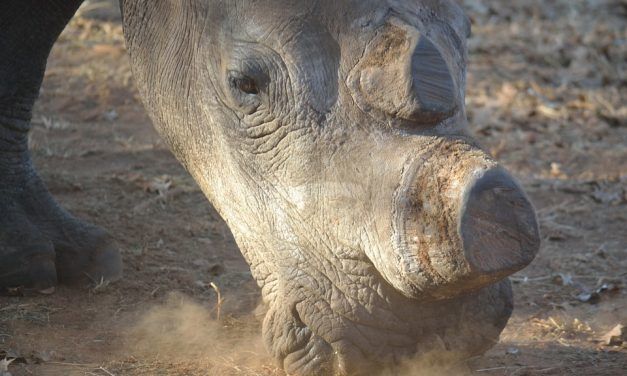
[1, 1, 626, 375]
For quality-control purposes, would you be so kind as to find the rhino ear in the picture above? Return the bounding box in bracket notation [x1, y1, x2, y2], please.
[118, 0, 124, 23]
[120, 1, 206, 114]
[461, 13, 472, 38]
[445, 0, 472, 39]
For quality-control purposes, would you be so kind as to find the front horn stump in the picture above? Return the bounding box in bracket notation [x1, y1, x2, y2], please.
[389, 147, 540, 300]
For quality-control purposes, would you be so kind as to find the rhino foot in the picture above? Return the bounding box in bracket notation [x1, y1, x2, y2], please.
[0, 164, 122, 293]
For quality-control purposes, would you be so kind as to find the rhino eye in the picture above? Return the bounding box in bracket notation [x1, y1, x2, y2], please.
[227, 70, 264, 114]
[228, 71, 261, 95]
[233, 75, 259, 95]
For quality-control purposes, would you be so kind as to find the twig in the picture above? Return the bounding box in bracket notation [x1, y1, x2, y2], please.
[537, 367, 559, 373]
[150, 286, 160, 297]
[46, 361, 96, 368]
[475, 366, 531, 373]
[98, 366, 116, 376]
[475, 366, 511, 372]
[210, 282, 223, 321]
[0, 304, 34, 312]
[511, 274, 624, 283]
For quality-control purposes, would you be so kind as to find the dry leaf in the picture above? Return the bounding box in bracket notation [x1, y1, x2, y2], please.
[600, 324, 626, 347]
[0, 358, 14, 376]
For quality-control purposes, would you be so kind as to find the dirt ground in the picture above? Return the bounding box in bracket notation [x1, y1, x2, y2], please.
[1, 0, 626, 375]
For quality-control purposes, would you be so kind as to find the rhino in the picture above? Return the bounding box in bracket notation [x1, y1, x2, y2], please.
[0, 0, 540, 374]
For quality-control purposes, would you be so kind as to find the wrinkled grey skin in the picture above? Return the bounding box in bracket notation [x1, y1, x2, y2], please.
[0, 1, 540, 374]
[121, 1, 540, 373]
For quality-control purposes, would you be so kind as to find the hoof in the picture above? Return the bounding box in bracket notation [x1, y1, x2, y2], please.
[54, 224, 123, 285]
[0, 169, 123, 290]
[0, 250, 57, 294]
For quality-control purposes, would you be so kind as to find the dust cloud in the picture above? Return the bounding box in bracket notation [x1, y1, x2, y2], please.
[124, 292, 482, 375]
[124, 292, 278, 375]
[124, 293, 475, 375]
[385, 351, 473, 376]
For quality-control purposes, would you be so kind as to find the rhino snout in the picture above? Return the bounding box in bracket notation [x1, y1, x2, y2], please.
[385, 146, 540, 300]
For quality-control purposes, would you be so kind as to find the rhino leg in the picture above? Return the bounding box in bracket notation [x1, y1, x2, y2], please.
[0, 0, 122, 292]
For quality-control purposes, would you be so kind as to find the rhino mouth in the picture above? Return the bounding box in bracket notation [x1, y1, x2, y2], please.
[262, 268, 515, 375]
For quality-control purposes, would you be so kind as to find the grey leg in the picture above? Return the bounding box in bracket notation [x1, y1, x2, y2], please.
[0, 1, 122, 292]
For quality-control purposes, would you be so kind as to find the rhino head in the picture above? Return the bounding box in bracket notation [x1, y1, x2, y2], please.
[121, 0, 540, 374]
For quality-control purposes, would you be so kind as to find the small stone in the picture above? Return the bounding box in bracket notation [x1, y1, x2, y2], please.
[576, 291, 600, 304]
[37, 287, 56, 295]
[552, 273, 573, 286]
[506, 347, 520, 355]
[31, 350, 60, 364]
[192, 259, 210, 267]
[129, 246, 144, 256]
[550, 162, 566, 178]
[596, 283, 619, 294]
[103, 108, 118, 122]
